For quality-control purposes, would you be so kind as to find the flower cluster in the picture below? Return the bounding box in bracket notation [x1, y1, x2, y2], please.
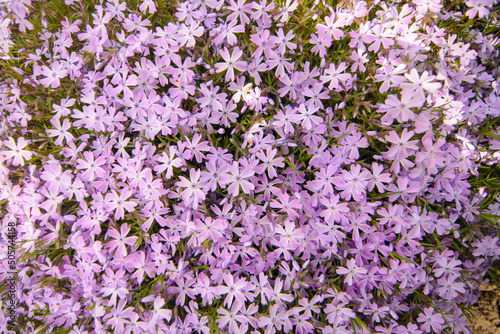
[0, 0, 499, 333]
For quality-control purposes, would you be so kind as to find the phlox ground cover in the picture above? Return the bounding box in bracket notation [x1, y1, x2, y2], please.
[0, 0, 499, 333]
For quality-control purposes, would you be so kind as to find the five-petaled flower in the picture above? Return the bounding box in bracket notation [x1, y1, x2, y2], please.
[1, 137, 32, 166]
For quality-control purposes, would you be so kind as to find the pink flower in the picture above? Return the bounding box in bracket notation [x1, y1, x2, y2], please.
[194, 272, 227, 306]
[39, 61, 67, 88]
[336, 258, 367, 286]
[217, 303, 247, 333]
[384, 129, 419, 173]
[167, 277, 197, 306]
[215, 47, 247, 82]
[302, 82, 330, 109]
[227, 161, 255, 196]
[324, 300, 356, 326]
[316, 13, 345, 40]
[154, 146, 183, 179]
[106, 223, 138, 258]
[148, 296, 172, 328]
[270, 189, 302, 220]
[105, 188, 137, 220]
[399, 69, 441, 107]
[466, 0, 494, 18]
[255, 147, 285, 178]
[177, 21, 204, 47]
[76, 151, 108, 181]
[273, 220, 304, 250]
[367, 162, 392, 193]
[219, 273, 248, 308]
[379, 90, 422, 125]
[227, 0, 253, 25]
[417, 307, 445, 333]
[1, 137, 32, 166]
[334, 164, 371, 202]
[176, 168, 206, 209]
[320, 194, 349, 223]
[272, 106, 301, 135]
[309, 32, 332, 58]
[47, 118, 74, 146]
[139, 0, 156, 14]
[320, 62, 350, 91]
[258, 304, 286, 334]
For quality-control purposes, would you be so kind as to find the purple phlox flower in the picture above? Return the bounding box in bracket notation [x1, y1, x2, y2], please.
[320, 62, 351, 91]
[148, 296, 172, 330]
[212, 19, 245, 46]
[250, 29, 277, 59]
[472, 236, 500, 258]
[227, 0, 253, 26]
[316, 13, 345, 40]
[302, 82, 330, 109]
[383, 129, 419, 173]
[258, 303, 287, 334]
[324, 299, 356, 327]
[399, 69, 441, 107]
[270, 188, 302, 220]
[333, 164, 371, 202]
[275, 0, 298, 23]
[336, 258, 368, 286]
[47, 118, 74, 146]
[272, 219, 304, 250]
[177, 21, 204, 47]
[100, 267, 129, 306]
[227, 161, 255, 196]
[386, 177, 421, 203]
[39, 61, 67, 88]
[124, 312, 149, 334]
[76, 151, 108, 181]
[194, 272, 226, 306]
[105, 298, 135, 333]
[266, 52, 294, 78]
[367, 24, 395, 53]
[311, 163, 339, 196]
[378, 90, 421, 125]
[271, 27, 296, 55]
[197, 81, 227, 112]
[139, 0, 157, 14]
[1, 136, 32, 166]
[105, 223, 138, 258]
[374, 63, 407, 93]
[200, 159, 232, 191]
[176, 168, 206, 209]
[415, 132, 447, 174]
[40, 163, 73, 193]
[178, 133, 210, 163]
[413, 0, 443, 14]
[195, 216, 228, 243]
[272, 106, 301, 135]
[215, 47, 247, 82]
[104, 188, 137, 220]
[216, 302, 247, 333]
[154, 146, 184, 178]
[207, 146, 233, 164]
[367, 162, 392, 193]
[219, 273, 248, 308]
[255, 147, 285, 178]
[125, 251, 155, 284]
[435, 275, 466, 300]
[417, 307, 445, 333]
[167, 276, 197, 306]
